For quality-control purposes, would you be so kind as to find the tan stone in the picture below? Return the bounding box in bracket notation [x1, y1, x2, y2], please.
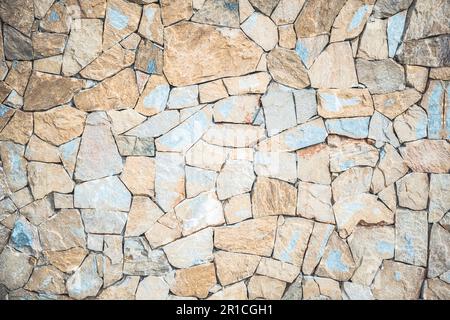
[208, 281, 248, 300]
[223, 193, 252, 224]
[223, 72, 271, 96]
[267, 47, 309, 89]
[135, 75, 170, 116]
[25, 266, 66, 295]
[74, 68, 139, 111]
[271, 0, 305, 25]
[79, 0, 107, 18]
[278, 25, 297, 49]
[430, 67, 450, 80]
[406, 65, 429, 92]
[297, 144, 331, 184]
[332, 167, 372, 201]
[297, 182, 334, 224]
[0, 111, 32, 145]
[32, 32, 67, 58]
[24, 72, 83, 111]
[121, 157, 155, 196]
[4, 61, 31, 96]
[25, 136, 60, 163]
[330, 0, 374, 42]
[423, 279, 450, 300]
[302, 222, 335, 275]
[429, 174, 450, 223]
[136, 276, 170, 300]
[139, 4, 163, 45]
[34, 56, 62, 75]
[371, 144, 408, 193]
[396, 173, 429, 211]
[373, 89, 422, 120]
[126, 196, 164, 236]
[428, 223, 450, 278]
[213, 95, 260, 124]
[400, 140, 450, 173]
[248, 275, 286, 300]
[163, 22, 262, 86]
[34, 106, 86, 146]
[161, 0, 193, 25]
[215, 251, 260, 286]
[28, 163, 74, 200]
[214, 216, 277, 256]
[170, 263, 216, 299]
[252, 177, 296, 218]
[317, 89, 373, 118]
[357, 19, 388, 60]
[257, 257, 300, 283]
[199, 80, 228, 104]
[0, 246, 35, 290]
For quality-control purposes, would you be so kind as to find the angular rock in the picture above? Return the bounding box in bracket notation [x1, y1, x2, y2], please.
[169, 263, 216, 299]
[145, 212, 182, 249]
[136, 276, 170, 300]
[185, 166, 216, 198]
[135, 40, 163, 75]
[262, 83, 297, 136]
[297, 182, 333, 223]
[295, 35, 329, 69]
[332, 167, 372, 201]
[369, 112, 399, 147]
[406, 66, 429, 92]
[67, 254, 103, 300]
[139, 4, 163, 45]
[167, 85, 198, 110]
[252, 177, 296, 218]
[99, 276, 140, 300]
[254, 151, 297, 183]
[397, 35, 450, 68]
[155, 152, 185, 212]
[429, 174, 450, 223]
[372, 143, 408, 193]
[393, 105, 428, 143]
[25, 135, 60, 163]
[0, 111, 32, 145]
[25, 265, 66, 295]
[330, 0, 374, 42]
[217, 160, 254, 200]
[3, 25, 33, 61]
[400, 140, 450, 173]
[126, 196, 163, 236]
[297, 144, 330, 184]
[372, 0, 413, 18]
[160, 0, 193, 25]
[343, 282, 374, 300]
[0, 246, 35, 290]
[373, 88, 422, 120]
[107, 109, 146, 135]
[317, 89, 373, 118]
[223, 193, 252, 225]
[396, 173, 429, 210]
[327, 117, 370, 139]
[302, 222, 334, 275]
[223, 72, 271, 96]
[192, 0, 239, 28]
[199, 80, 228, 103]
[421, 81, 446, 139]
[28, 162, 74, 200]
[248, 275, 286, 300]
[213, 95, 259, 124]
[428, 223, 450, 278]
[203, 123, 265, 148]
[0, 0, 34, 35]
[121, 157, 155, 196]
[387, 11, 407, 57]
[20, 197, 55, 226]
[81, 209, 127, 234]
[248, 0, 279, 16]
[134, 75, 171, 116]
[357, 19, 388, 60]
[40, 1, 71, 34]
[356, 59, 405, 94]
[241, 12, 278, 51]
[10, 217, 41, 257]
[267, 47, 309, 89]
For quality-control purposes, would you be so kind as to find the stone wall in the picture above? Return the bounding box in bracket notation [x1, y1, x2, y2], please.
[0, 0, 449, 300]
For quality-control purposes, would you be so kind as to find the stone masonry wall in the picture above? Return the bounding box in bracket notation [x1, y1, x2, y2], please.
[0, 0, 449, 300]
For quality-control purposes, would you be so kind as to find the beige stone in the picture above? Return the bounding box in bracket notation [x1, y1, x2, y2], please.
[428, 223, 450, 278]
[25, 266, 66, 295]
[223, 72, 271, 96]
[257, 257, 300, 283]
[297, 144, 331, 184]
[208, 281, 248, 300]
[303, 222, 335, 275]
[199, 80, 228, 104]
[25, 135, 60, 163]
[278, 25, 297, 49]
[223, 193, 252, 225]
[330, 0, 374, 42]
[357, 19, 388, 60]
[0, 111, 32, 145]
[203, 124, 265, 148]
[136, 276, 170, 300]
[34, 56, 62, 75]
[267, 47, 309, 89]
[215, 251, 260, 286]
[396, 173, 429, 210]
[297, 182, 334, 224]
[332, 167, 372, 201]
[317, 89, 373, 118]
[406, 65, 429, 92]
[121, 157, 155, 196]
[135, 75, 170, 116]
[248, 275, 286, 300]
[170, 263, 216, 299]
[400, 140, 450, 173]
[241, 12, 278, 51]
[126, 196, 163, 236]
[252, 177, 296, 218]
[373, 88, 422, 120]
[0, 246, 35, 290]
[28, 163, 74, 200]
[160, 0, 192, 25]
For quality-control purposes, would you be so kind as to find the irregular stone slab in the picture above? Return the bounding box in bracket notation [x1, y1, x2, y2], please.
[123, 237, 172, 276]
[369, 111, 399, 147]
[74, 176, 132, 211]
[75, 112, 122, 181]
[203, 123, 265, 148]
[121, 157, 155, 196]
[58, 138, 80, 177]
[317, 89, 373, 118]
[254, 151, 297, 183]
[192, 0, 239, 28]
[23, 72, 83, 111]
[217, 160, 255, 200]
[0, 246, 35, 290]
[332, 167, 372, 202]
[396, 173, 429, 210]
[0, 111, 32, 145]
[295, 35, 329, 69]
[393, 105, 428, 143]
[262, 83, 297, 136]
[326, 117, 370, 139]
[103, 0, 142, 50]
[333, 193, 394, 237]
[98, 276, 140, 300]
[163, 22, 262, 86]
[0, 0, 34, 35]
[3, 25, 33, 61]
[223, 72, 271, 96]
[248, 275, 286, 300]
[242, 12, 278, 51]
[160, 0, 193, 25]
[199, 80, 228, 103]
[40, 1, 71, 34]
[215, 250, 260, 286]
[74, 68, 139, 111]
[39, 209, 86, 251]
[400, 140, 450, 173]
[251, 175, 295, 217]
[108, 109, 146, 135]
[273, 217, 314, 266]
[5, 60, 32, 96]
[423, 278, 450, 300]
[62, 19, 103, 76]
[421, 81, 446, 139]
[186, 140, 228, 171]
[155, 152, 185, 212]
[397, 35, 450, 68]
[373, 88, 422, 120]
[67, 254, 103, 300]
[25, 135, 60, 163]
[372, 260, 425, 299]
[167, 85, 199, 110]
[372, 0, 413, 18]
[126, 196, 164, 237]
[169, 263, 216, 299]
[80, 44, 134, 81]
[297, 181, 333, 223]
[356, 59, 405, 94]
[136, 276, 170, 300]
[406, 66, 429, 92]
[302, 276, 342, 300]
[267, 47, 309, 89]
[214, 216, 277, 256]
[19, 197, 54, 226]
[428, 223, 450, 278]
[145, 213, 182, 249]
[297, 144, 330, 184]
[357, 18, 388, 60]
[303, 222, 334, 275]
[213, 95, 259, 124]
[28, 162, 74, 200]
[249, 0, 279, 16]
[9, 216, 41, 257]
[134, 75, 171, 116]
[208, 281, 248, 300]
[81, 209, 127, 234]
[387, 11, 407, 57]
[395, 209, 428, 267]
[343, 282, 374, 300]
[175, 191, 224, 236]
[294, 0, 347, 37]
[330, 0, 374, 42]
[258, 118, 327, 152]
[271, 0, 304, 25]
[309, 42, 358, 89]
[222, 193, 252, 225]
[79, 0, 107, 18]
[139, 4, 164, 45]
[429, 174, 450, 223]
[128, 111, 179, 139]
[156, 106, 212, 153]
[25, 265, 66, 295]
[135, 40, 163, 75]
[164, 228, 213, 269]
[316, 232, 356, 281]
[256, 257, 300, 283]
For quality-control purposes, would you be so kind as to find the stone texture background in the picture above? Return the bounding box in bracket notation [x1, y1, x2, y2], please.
[0, 0, 449, 300]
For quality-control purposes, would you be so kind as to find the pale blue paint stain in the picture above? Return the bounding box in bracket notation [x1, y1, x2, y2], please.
[0, 104, 10, 117]
[224, 1, 238, 11]
[295, 40, 309, 65]
[384, 98, 395, 107]
[143, 84, 170, 110]
[145, 7, 156, 22]
[280, 231, 300, 263]
[415, 114, 428, 139]
[394, 271, 402, 281]
[427, 83, 443, 139]
[216, 98, 234, 119]
[404, 235, 415, 260]
[340, 159, 355, 171]
[284, 124, 327, 150]
[147, 59, 156, 74]
[108, 7, 129, 30]
[376, 240, 394, 254]
[326, 250, 349, 273]
[325, 117, 370, 139]
[348, 5, 370, 32]
[380, 147, 387, 159]
[320, 93, 360, 112]
[49, 10, 60, 22]
[11, 220, 32, 248]
[388, 12, 407, 57]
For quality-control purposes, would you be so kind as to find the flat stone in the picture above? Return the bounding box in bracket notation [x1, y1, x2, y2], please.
[136, 276, 170, 300]
[121, 157, 155, 196]
[214, 250, 260, 286]
[139, 4, 163, 45]
[223, 73, 270, 96]
[223, 193, 252, 224]
[107, 109, 146, 135]
[271, 0, 305, 25]
[0, 0, 34, 35]
[330, 0, 374, 42]
[67, 254, 103, 300]
[40, 1, 71, 34]
[23, 72, 83, 111]
[62, 19, 103, 76]
[387, 11, 407, 57]
[0, 246, 35, 290]
[134, 75, 171, 116]
[59, 138, 80, 177]
[267, 47, 309, 89]
[423, 278, 450, 300]
[294, 0, 347, 37]
[333, 193, 394, 237]
[356, 59, 405, 94]
[252, 177, 296, 218]
[297, 144, 330, 184]
[53, 193, 73, 210]
[160, 0, 193, 25]
[373, 88, 422, 120]
[74, 176, 132, 211]
[5, 60, 32, 95]
[3, 25, 33, 60]
[199, 80, 228, 103]
[404, 0, 449, 41]
[327, 117, 370, 139]
[99, 276, 140, 300]
[317, 89, 373, 118]
[39, 209, 86, 251]
[400, 140, 450, 173]
[396, 173, 429, 210]
[369, 112, 399, 147]
[145, 213, 182, 248]
[249, 0, 279, 16]
[421, 81, 446, 139]
[217, 160, 255, 200]
[302, 276, 342, 300]
[332, 167, 372, 202]
[372, 0, 413, 18]
[25, 265, 66, 295]
[302, 222, 334, 275]
[74, 68, 139, 111]
[9, 216, 41, 257]
[406, 66, 429, 92]
[164, 228, 213, 269]
[256, 257, 300, 283]
[428, 223, 450, 278]
[214, 216, 277, 256]
[163, 22, 262, 86]
[28, 162, 74, 200]
[316, 232, 356, 281]
[273, 217, 314, 266]
[0, 111, 33, 145]
[254, 151, 297, 183]
[397, 35, 450, 68]
[357, 19, 388, 60]
[262, 83, 297, 136]
[185, 166, 217, 198]
[185, 140, 228, 171]
[169, 263, 216, 299]
[80, 44, 135, 81]
[295, 35, 329, 69]
[395, 209, 428, 267]
[242, 12, 278, 51]
[20, 197, 55, 225]
[393, 105, 428, 143]
[372, 260, 425, 299]
[135, 40, 163, 75]
[126, 196, 164, 236]
[34, 56, 63, 75]
[297, 182, 333, 223]
[213, 95, 259, 124]
[103, 0, 142, 50]
[167, 85, 198, 110]
[208, 281, 248, 300]
[278, 25, 297, 49]
[192, 0, 239, 28]
[343, 282, 374, 300]
[203, 123, 265, 148]
[429, 174, 450, 223]
[43, 247, 87, 274]
[79, 0, 107, 18]
[155, 152, 185, 212]
[128, 111, 179, 140]
[430, 67, 450, 80]
[309, 42, 358, 89]
[248, 275, 286, 300]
